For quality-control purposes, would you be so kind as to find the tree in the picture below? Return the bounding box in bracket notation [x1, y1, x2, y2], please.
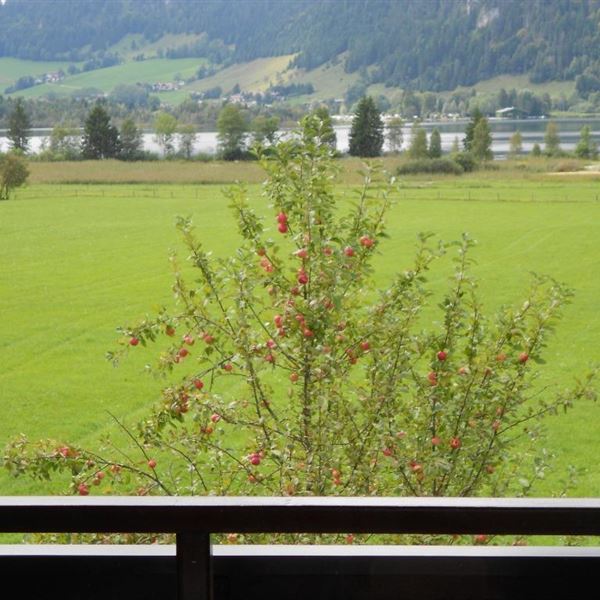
[154, 112, 178, 157]
[408, 121, 428, 159]
[8, 116, 595, 520]
[574, 125, 598, 159]
[451, 136, 460, 154]
[119, 118, 143, 161]
[463, 108, 483, 152]
[531, 143, 542, 157]
[509, 131, 523, 157]
[250, 115, 280, 146]
[307, 106, 336, 149]
[0, 153, 29, 200]
[81, 105, 120, 159]
[178, 124, 197, 159]
[7, 99, 31, 153]
[472, 118, 493, 161]
[49, 124, 80, 160]
[348, 96, 384, 157]
[386, 117, 404, 154]
[544, 122, 561, 157]
[428, 128, 442, 158]
[217, 104, 248, 160]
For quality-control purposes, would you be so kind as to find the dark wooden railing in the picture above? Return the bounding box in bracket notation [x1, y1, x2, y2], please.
[1, 497, 599, 600]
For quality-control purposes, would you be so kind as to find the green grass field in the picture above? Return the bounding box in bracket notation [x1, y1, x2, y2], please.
[1, 166, 600, 497]
[0, 58, 81, 89]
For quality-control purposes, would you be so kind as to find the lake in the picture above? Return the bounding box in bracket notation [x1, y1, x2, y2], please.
[1, 118, 599, 158]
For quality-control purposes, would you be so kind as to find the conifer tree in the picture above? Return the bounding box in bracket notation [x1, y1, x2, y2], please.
[408, 121, 428, 159]
[428, 128, 442, 158]
[7, 98, 31, 153]
[348, 96, 384, 157]
[81, 104, 120, 159]
[472, 118, 493, 161]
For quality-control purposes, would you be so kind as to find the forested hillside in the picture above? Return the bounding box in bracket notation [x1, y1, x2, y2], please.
[1, 0, 600, 92]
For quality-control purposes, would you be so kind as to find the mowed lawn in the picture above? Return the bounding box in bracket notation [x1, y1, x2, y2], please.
[1, 174, 600, 496]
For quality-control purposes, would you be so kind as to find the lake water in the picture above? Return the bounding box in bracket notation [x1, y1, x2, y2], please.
[1, 118, 600, 158]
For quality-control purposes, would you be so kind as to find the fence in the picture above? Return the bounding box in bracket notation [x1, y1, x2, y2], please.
[0, 496, 599, 600]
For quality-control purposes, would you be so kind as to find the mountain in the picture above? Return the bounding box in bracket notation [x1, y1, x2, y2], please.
[1, 0, 600, 93]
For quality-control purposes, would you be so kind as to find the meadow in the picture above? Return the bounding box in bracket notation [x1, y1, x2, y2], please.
[1, 162, 600, 497]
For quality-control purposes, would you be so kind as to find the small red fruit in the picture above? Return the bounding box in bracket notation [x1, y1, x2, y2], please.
[210, 413, 221, 423]
[256, 247, 266, 256]
[278, 222, 288, 234]
[129, 337, 139, 346]
[77, 483, 89, 496]
[474, 534, 488, 544]
[344, 246, 355, 257]
[323, 246, 333, 256]
[450, 437, 461, 450]
[297, 269, 309, 285]
[58, 446, 70, 458]
[409, 461, 422, 472]
[202, 333, 215, 344]
[303, 328, 314, 338]
[178, 348, 189, 358]
[431, 436, 441, 446]
[518, 352, 529, 364]
[290, 372, 299, 383]
[265, 353, 275, 363]
[183, 335, 194, 346]
[193, 379, 204, 390]
[359, 235, 374, 248]
[165, 326, 175, 337]
[95, 471, 105, 480]
[260, 257, 274, 273]
[295, 248, 308, 259]
[458, 366, 469, 376]
[274, 314, 283, 328]
[496, 353, 507, 362]
[249, 453, 261, 466]
[360, 341, 370, 351]
[383, 447, 393, 457]
[437, 350, 447, 361]
[266, 339, 276, 349]
[276, 212, 288, 224]
[290, 286, 300, 296]
[147, 459, 157, 469]
[427, 371, 437, 386]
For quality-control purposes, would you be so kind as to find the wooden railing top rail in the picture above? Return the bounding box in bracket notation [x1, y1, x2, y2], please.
[1, 496, 599, 535]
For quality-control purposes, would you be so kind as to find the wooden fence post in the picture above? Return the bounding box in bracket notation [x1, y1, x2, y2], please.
[177, 532, 212, 600]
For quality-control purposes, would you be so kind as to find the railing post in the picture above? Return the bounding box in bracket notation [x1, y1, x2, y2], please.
[177, 532, 212, 600]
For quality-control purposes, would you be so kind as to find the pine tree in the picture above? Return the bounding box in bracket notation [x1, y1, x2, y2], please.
[348, 96, 384, 157]
[408, 121, 428, 159]
[81, 105, 120, 159]
[463, 107, 483, 152]
[119, 118, 143, 161]
[472, 118, 493, 161]
[7, 98, 31, 153]
[428, 128, 442, 158]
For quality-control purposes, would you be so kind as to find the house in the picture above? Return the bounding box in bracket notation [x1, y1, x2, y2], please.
[495, 106, 528, 119]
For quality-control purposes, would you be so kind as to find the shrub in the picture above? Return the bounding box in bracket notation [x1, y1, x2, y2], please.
[5, 117, 596, 542]
[397, 158, 463, 175]
[452, 152, 477, 173]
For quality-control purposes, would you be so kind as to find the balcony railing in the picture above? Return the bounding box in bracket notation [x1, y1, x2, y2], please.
[0, 496, 599, 599]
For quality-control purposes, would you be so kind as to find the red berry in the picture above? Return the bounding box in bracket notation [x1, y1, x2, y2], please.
[496, 353, 507, 362]
[290, 286, 300, 295]
[450, 437, 461, 449]
[382, 447, 393, 457]
[210, 413, 221, 423]
[427, 371, 437, 386]
[77, 483, 89, 496]
[409, 462, 422, 472]
[276, 212, 287, 224]
[183, 335, 194, 346]
[193, 379, 204, 390]
[265, 353, 275, 363]
[129, 337, 139, 346]
[297, 269, 309, 285]
[437, 350, 447, 361]
[474, 534, 488, 544]
[256, 247, 266, 256]
[165, 326, 175, 337]
[274, 314, 283, 328]
[359, 235, 374, 247]
[147, 459, 157, 469]
[295, 248, 308, 259]
[178, 348, 189, 358]
[360, 341, 370, 351]
[323, 246, 333, 256]
[58, 446, 70, 458]
[223, 363, 233, 372]
[518, 352, 529, 364]
[95, 471, 105, 480]
[278, 222, 288, 234]
[202, 333, 215, 344]
[344, 246, 355, 257]
[250, 454, 261, 466]
[266, 339, 276, 349]
[260, 257, 274, 272]
[431, 436, 441, 446]
[303, 328, 314, 338]
[290, 372, 299, 383]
